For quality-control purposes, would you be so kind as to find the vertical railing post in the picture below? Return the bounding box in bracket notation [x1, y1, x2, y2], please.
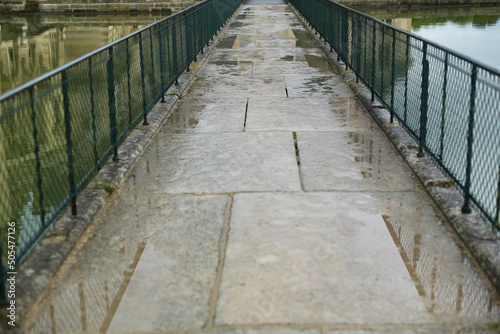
[30, 87, 45, 226]
[371, 20, 376, 101]
[172, 20, 180, 85]
[126, 39, 133, 124]
[462, 64, 478, 214]
[404, 34, 410, 123]
[356, 15, 361, 83]
[495, 164, 500, 229]
[380, 25, 385, 98]
[183, 12, 191, 73]
[107, 47, 120, 161]
[159, 22, 166, 103]
[350, 13, 354, 70]
[139, 33, 149, 125]
[363, 16, 367, 77]
[62, 70, 77, 215]
[417, 42, 429, 158]
[390, 29, 396, 123]
[89, 58, 99, 165]
[439, 53, 449, 161]
[149, 27, 156, 93]
[342, 9, 348, 64]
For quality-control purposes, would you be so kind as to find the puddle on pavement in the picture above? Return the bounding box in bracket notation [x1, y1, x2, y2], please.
[24, 193, 229, 333]
[254, 28, 317, 48]
[279, 54, 331, 72]
[382, 214, 500, 318]
[164, 109, 200, 131]
[200, 60, 254, 76]
[285, 74, 353, 98]
[236, 14, 258, 20]
[217, 34, 255, 49]
[229, 21, 252, 28]
[211, 60, 253, 66]
[346, 132, 377, 179]
[27, 241, 147, 334]
[161, 99, 246, 133]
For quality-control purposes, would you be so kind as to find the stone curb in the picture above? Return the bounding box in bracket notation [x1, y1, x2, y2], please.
[287, 1, 500, 294]
[6, 5, 243, 329]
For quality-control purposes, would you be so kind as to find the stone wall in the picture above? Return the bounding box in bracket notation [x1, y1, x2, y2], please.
[338, 0, 499, 7]
[0, 0, 202, 13]
[0, 1, 25, 13]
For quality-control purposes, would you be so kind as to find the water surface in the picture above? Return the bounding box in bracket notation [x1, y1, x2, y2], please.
[0, 13, 167, 95]
[359, 5, 500, 70]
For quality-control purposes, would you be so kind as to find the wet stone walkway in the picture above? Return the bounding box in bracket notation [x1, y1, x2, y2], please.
[23, 1, 500, 333]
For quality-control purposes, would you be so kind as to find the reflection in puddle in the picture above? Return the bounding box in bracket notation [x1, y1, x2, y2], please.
[165, 110, 200, 131]
[346, 132, 379, 179]
[383, 215, 500, 318]
[279, 54, 331, 72]
[218, 34, 255, 49]
[29, 242, 146, 333]
[230, 21, 252, 28]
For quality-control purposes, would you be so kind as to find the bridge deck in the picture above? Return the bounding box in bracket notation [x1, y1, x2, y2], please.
[23, 1, 500, 333]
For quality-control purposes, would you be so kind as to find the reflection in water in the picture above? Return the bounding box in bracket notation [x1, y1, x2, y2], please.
[0, 14, 164, 94]
[29, 242, 146, 333]
[383, 215, 499, 318]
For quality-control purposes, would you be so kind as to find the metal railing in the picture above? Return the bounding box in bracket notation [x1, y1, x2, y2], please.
[288, 0, 500, 232]
[0, 0, 243, 304]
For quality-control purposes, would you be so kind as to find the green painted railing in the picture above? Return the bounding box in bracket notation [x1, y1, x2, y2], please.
[288, 0, 500, 231]
[0, 0, 243, 304]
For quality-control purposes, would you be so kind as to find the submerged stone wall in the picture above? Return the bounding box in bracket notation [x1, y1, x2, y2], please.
[0, 0, 202, 13]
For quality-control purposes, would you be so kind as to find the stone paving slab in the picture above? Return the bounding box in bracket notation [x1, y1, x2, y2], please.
[187, 75, 286, 97]
[245, 97, 372, 132]
[278, 47, 326, 58]
[217, 192, 428, 325]
[252, 57, 332, 75]
[297, 131, 419, 191]
[162, 97, 247, 133]
[121, 132, 302, 194]
[284, 74, 354, 97]
[218, 34, 258, 49]
[216, 191, 498, 326]
[208, 49, 281, 61]
[26, 194, 230, 333]
[200, 60, 254, 76]
[256, 38, 318, 49]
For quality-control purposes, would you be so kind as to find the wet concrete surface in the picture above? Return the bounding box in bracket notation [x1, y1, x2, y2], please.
[22, 2, 500, 334]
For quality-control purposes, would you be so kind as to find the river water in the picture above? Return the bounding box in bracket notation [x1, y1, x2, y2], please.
[0, 13, 168, 95]
[359, 5, 500, 71]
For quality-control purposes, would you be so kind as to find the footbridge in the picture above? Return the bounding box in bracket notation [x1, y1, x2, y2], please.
[1, 0, 500, 332]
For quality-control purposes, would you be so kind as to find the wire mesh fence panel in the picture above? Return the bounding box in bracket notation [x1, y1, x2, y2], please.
[288, 0, 500, 230]
[0, 0, 243, 303]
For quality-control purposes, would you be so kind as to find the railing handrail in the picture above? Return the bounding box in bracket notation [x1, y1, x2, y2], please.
[0, 0, 211, 104]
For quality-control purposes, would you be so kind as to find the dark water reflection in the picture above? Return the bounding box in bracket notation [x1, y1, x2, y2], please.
[0, 13, 166, 95]
[359, 5, 500, 70]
